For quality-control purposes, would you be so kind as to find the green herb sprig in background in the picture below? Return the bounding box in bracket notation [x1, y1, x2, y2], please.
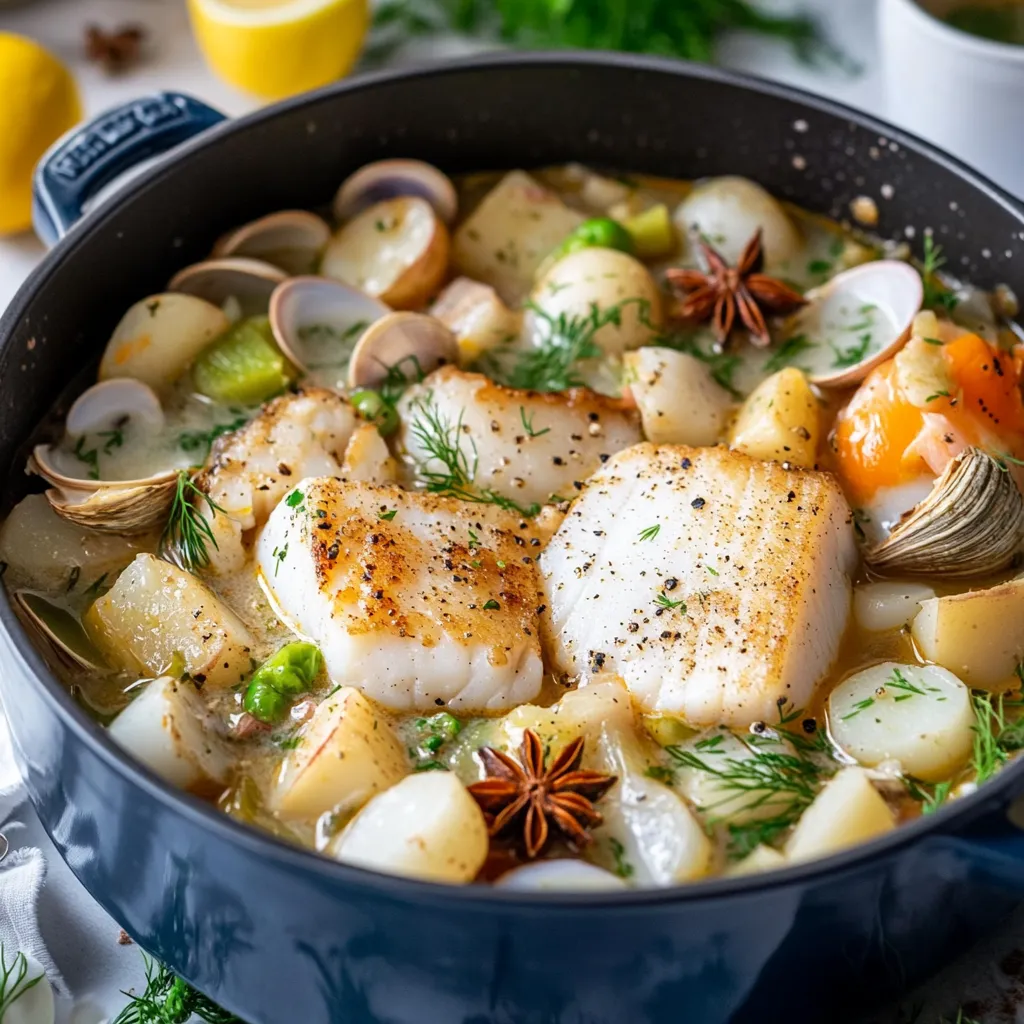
[370, 0, 851, 69]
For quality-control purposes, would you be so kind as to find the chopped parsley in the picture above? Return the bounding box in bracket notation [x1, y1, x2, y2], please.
[482, 598, 501, 611]
[830, 332, 872, 369]
[764, 333, 815, 374]
[609, 837, 634, 879]
[178, 415, 248, 460]
[378, 508, 398, 521]
[286, 489, 304, 507]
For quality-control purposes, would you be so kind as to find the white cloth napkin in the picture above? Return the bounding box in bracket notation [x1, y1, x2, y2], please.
[0, 704, 69, 997]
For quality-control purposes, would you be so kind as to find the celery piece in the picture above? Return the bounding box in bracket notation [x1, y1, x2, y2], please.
[192, 316, 294, 404]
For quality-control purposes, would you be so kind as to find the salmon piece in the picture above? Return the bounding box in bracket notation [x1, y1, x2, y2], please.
[539, 443, 857, 727]
[256, 478, 546, 712]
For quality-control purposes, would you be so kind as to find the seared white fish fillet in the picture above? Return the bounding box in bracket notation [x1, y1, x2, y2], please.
[540, 444, 857, 727]
[256, 478, 546, 711]
[196, 389, 357, 573]
[397, 366, 641, 509]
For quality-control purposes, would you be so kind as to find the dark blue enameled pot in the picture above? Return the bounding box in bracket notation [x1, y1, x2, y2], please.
[3, 54, 1024, 1024]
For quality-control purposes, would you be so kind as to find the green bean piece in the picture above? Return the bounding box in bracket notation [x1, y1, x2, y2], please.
[243, 641, 323, 724]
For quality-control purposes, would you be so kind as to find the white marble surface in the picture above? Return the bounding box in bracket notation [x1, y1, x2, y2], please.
[0, 0, 1017, 1021]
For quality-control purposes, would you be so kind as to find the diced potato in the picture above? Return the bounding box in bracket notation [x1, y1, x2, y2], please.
[730, 367, 820, 468]
[83, 553, 254, 688]
[624, 347, 732, 445]
[529, 248, 662, 357]
[0, 494, 151, 592]
[673, 176, 802, 269]
[108, 675, 231, 789]
[674, 728, 801, 826]
[829, 662, 974, 781]
[591, 725, 712, 886]
[273, 686, 408, 820]
[452, 170, 584, 306]
[341, 423, 397, 484]
[725, 843, 787, 877]
[911, 579, 1024, 689]
[331, 771, 488, 883]
[99, 293, 230, 390]
[321, 197, 449, 309]
[785, 767, 895, 863]
[853, 581, 936, 633]
[429, 277, 522, 362]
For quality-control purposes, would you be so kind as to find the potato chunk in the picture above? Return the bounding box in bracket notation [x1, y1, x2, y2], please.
[273, 686, 408, 821]
[452, 170, 584, 305]
[828, 662, 974, 782]
[108, 675, 231, 789]
[911, 580, 1024, 689]
[321, 197, 448, 309]
[331, 771, 488, 883]
[725, 844, 787, 878]
[786, 767, 894, 863]
[624, 347, 732, 445]
[730, 368, 820, 468]
[84, 554, 254, 687]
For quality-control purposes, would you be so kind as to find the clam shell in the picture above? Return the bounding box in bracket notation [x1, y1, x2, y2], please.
[347, 312, 459, 391]
[333, 159, 458, 225]
[66, 378, 165, 438]
[42, 477, 178, 535]
[866, 447, 1024, 577]
[14, 591, 107, 671]
[778, 261, 923, 388]
[169, 257, 286, 317]
[212, 210, 331, 275]
[269, 276, 389, 389]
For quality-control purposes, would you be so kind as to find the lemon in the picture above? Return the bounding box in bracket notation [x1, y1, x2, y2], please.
[0, 33, 82, 236]
[187, 0, 369, 100]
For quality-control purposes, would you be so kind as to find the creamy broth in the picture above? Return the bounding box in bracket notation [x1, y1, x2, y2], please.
[3, 163, 1023, 889]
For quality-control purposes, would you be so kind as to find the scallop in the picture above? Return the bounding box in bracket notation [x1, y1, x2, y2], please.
[168, 257, 286, 317]
[828, 662, 974, 781]
[866, 448, 1024, 577]
[321, 197, 450, 310]
[775, 261, 923, 388]
[853, 581, 936, 633]
[99, 293, 229, 390]
[269, 276, 390, 390]
[673, 176, 802, 269]
[212, 209, 331, 275]
[333, 159, 457, 225]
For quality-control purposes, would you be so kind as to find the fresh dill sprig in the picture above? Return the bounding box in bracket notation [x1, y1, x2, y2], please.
[921, 236, 960, 312]
[971, 690, 1009, 785]
[655, 592, 685, 612]
[160, 471, 226, 572]
[407, 393, 540, 516]
[655, 331, 742, 395]
[0, 945, 43, 1021]
[830, 332, 872, 369]
[496, 299, 647, 393]
[519, 406, 550, 438]
[111, 953, 245, 1024]
[637, 524, 660, 542]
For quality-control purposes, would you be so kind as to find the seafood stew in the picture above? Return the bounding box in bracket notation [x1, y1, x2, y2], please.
[5, 160, 1024, 890]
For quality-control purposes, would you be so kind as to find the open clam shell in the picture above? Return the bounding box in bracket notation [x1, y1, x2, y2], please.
[347, 312, 459, 391]
[169, 257, 286, 318]
[41, 477, 179, 535]
[14, 591, 107, 671]
[212, 210, 331, 275]
[866, 447, 1024, 577]
[333, 159, 458, 225]
[66, 378, 165, 438]
[775, 261, 923, 388]
[269, 276, 390, 390]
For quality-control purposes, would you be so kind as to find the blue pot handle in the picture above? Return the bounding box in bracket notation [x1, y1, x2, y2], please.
[32, 91, 226, 246]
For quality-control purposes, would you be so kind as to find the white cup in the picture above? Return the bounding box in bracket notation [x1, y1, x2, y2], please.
[879, 0, 1024, 197]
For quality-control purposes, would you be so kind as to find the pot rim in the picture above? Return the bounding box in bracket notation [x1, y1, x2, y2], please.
[3, 49, 1023, 910]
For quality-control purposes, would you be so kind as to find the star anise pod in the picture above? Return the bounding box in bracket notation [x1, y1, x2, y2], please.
[467, 730, 616, 859]
[666, 229, 806, 348]
[85, 24, 145, 74]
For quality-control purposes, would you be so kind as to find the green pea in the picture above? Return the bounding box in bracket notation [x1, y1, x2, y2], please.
[548, 217, 635, 268]
[350, 388, 399, 437]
